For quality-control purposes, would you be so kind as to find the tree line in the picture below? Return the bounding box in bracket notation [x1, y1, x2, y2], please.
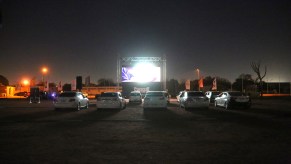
[0, 61, 268, 96]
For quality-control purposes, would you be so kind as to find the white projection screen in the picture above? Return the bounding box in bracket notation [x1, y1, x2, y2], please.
[121, 64, 161, 82]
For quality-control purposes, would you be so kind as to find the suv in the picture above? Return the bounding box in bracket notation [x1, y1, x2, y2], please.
[129, 91, 142, 103]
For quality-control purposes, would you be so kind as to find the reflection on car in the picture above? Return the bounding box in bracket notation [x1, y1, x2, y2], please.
[179, 91, 209, 110]
[96, 92, 126, 110]
[176, 91, 184, 102]
[54, 91, 89, 110]
[143, 91, 168, 109]
[214, 91, 251, 109]
[205, 91, 221, 103]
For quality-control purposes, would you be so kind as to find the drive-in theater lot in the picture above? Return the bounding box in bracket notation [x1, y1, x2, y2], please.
[0, 97, 291, 163]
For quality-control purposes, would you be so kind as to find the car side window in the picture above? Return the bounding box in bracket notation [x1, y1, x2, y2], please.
[181, 92, 185, 97]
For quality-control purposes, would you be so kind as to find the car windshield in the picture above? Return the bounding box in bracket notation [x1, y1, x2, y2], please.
[146, 92, 164, 97]
[101, 92, 118, 97]
[212, 92, 220, 95]
[130, 93, 140, 96]
[188, 92, 205, 96]
[229, 92, 246, 96]
[59, 92, 76, 97]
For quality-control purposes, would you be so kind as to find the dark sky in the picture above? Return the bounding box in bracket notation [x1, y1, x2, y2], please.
[0, 0, 290, 84]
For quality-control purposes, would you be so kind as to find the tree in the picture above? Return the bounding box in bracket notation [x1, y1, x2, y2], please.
[166, 79, 179, 97]
[216, 76, 232, 91]
[0, 75, 9, 86]
[62, 83, 72, 91]
[251, 61, 267, 96]
[232, 74, 255, 92]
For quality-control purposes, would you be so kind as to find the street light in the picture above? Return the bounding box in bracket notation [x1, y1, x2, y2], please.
[41, 67, 48, 91]
[22, 79, 30, 92]
[196, 68, 200, 91]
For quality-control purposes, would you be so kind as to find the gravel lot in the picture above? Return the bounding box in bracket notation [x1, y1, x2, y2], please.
[0, 97, 291, 163]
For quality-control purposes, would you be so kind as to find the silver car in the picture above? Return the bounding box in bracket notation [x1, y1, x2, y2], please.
[143, 91, 168, 109]
[54, 91, 89, 110]
[129, 91, 142, 104]
[96, 92, 126, 110]
[179, 91, 209, 109]
[214, 91, 251, 109]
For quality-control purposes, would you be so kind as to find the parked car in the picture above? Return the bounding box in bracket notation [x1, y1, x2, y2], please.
[14, 91, 29, 97]
[214, 91, 251, 109]
[179, 91, 209, 109]
[129, 91, 142, 104]
[205, 91, 221, 103]
[54, 91, 89, 110]
[96, 92, 126, 110]
[143, 91, 168, 109]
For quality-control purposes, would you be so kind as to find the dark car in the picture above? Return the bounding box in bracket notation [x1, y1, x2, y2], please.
[214, 91, 251, 109]
[14, 91, 29, 97]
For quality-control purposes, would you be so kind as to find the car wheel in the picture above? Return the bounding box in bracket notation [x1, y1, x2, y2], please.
[123, 103, 127, 109]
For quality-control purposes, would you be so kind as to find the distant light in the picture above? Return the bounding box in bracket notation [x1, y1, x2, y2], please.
[42, 67, 48, 74]
[23, 79, 29, 86]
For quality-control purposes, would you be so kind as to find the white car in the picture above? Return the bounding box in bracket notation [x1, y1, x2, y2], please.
[214, 91, 251, 109]
[129, 91, 142, 104]
[54, 91, 89, 110]
[96, 92, 126, 109]
[143, 91, 168, 109]
[179, 91, 209, 109]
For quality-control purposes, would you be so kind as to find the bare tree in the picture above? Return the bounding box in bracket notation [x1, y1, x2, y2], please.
[251, 61, 267, 97]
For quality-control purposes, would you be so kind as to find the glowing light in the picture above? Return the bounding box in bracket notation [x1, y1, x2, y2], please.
[23, 79, 29, 86]
[42, 67, 48, 74]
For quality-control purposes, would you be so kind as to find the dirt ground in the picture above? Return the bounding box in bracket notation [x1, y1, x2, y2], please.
[0, 97, 291, 163]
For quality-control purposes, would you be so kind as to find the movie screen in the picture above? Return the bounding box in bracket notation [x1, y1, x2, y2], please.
[121, 65, 161, 82]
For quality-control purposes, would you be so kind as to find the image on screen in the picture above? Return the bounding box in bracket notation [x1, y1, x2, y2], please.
[121, 65, 161, 82]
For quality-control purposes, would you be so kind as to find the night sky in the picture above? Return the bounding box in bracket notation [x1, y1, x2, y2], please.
[0, 0, 290, 84]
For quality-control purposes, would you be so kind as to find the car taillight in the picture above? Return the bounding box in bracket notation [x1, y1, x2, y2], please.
[69, 99, 75, 102]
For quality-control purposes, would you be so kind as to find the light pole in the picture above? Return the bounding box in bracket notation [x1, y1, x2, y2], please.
[41, 67, 48, 91]
[196, 68, 200, 91]
[241, 74, 244, 93]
